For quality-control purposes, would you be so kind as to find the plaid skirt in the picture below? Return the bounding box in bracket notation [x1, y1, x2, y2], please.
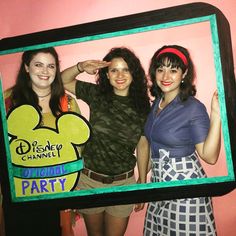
[143, 149, 217, 236]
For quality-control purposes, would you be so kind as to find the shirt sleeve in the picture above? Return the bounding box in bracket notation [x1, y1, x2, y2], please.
[75, 80, 97, 105]
[189, 100, 210, 145]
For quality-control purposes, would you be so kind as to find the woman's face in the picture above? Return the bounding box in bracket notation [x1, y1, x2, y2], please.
[106, 57, 133, 96]
[155, 62, 186, 98]
[25, 52, 56, 92]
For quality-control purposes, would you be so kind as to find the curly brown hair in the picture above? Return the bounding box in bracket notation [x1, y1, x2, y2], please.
[97, 47, 150, 115]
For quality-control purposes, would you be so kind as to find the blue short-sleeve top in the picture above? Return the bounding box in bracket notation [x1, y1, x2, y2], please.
[144, 95, 210, 159]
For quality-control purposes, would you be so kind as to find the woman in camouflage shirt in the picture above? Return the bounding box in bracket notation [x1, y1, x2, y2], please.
[62, 47, 150, 236]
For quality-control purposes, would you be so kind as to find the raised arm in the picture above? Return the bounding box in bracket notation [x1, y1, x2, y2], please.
[61, 60, 110, 95]
[195, 91, 222, 165]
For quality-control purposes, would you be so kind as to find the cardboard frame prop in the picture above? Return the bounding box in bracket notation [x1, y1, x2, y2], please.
[0, 2, 235, 210]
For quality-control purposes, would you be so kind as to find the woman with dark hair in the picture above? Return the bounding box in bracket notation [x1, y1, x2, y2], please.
[4, 47, 79, 236]
[61, 47, 150, 236]
[143, 45, 221, 235]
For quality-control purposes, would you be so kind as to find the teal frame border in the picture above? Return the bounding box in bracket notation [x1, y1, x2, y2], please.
[0, 14, 234, 202]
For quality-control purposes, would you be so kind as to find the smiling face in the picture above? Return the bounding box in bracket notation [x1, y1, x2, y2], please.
[25, 52, 56, 93]
[106, 57, 133, 96]
[155, 61, 187, 99]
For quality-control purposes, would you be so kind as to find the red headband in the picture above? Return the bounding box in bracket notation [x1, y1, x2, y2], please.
[156, 48, 188, 66]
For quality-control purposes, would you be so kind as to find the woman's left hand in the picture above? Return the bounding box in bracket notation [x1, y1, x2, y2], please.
[79, 60, 110, 75]
[211, 90, 221, 118]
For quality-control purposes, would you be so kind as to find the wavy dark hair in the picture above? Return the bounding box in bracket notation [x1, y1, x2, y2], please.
[149, 45, 196, 101]
[10, 47, 64, 116]
[97, 47, 150, 115]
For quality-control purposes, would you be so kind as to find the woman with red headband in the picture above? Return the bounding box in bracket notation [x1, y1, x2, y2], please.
[143, 45, 221, 235]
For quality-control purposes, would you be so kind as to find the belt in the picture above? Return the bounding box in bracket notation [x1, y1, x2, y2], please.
[82, 168, 134, 184]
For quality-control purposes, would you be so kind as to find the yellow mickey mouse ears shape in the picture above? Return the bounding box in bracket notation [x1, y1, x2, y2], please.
[7, 105, 41, 136]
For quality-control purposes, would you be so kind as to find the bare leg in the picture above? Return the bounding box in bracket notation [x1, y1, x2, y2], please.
[83, 212, 105, 236]
[60, 211, 74, 236]
[104, 212, 129, 236]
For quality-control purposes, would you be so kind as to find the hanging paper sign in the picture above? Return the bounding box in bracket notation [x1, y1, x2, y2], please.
[7, 104, 91, 197]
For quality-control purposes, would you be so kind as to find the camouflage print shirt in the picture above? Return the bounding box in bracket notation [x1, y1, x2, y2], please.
[75, 81, 147, 175]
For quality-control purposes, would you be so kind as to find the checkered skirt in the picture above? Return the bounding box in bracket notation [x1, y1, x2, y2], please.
[143, 149, 216, 236]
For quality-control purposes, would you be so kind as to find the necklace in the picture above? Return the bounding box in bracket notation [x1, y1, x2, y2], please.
[38, 92, 51, 98]
[158, 97, 163, 110]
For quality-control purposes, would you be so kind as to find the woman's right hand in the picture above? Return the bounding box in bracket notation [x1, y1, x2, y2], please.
[78, 60, 110, 75]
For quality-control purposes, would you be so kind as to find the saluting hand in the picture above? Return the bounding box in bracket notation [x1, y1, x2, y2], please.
[78, 60, 110, 75]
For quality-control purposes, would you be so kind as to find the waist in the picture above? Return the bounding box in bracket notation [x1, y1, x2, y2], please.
[152, 148, 194, 159]
[82, 168, 134, 184]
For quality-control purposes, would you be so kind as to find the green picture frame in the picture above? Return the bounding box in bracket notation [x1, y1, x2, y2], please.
[0, 2, 235, 210]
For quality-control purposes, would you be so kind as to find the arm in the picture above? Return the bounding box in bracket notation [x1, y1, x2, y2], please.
[61, 60, 110, 95]
[195, 91, 221, 165]
[136, 136, 150, 184]
[134, 136, 150, 212]
[147, 152, 152, 173]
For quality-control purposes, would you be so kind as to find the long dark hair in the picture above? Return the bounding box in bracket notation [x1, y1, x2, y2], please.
[149, 45, 196, 101]
[10, 47, 64, 116]
[97, 47, 150, 115]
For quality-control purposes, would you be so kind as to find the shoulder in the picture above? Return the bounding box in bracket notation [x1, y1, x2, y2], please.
[76, 80, 97, 92]
[75, 80, 99, 99]
[181, 97, 209, 122]
[183, 96, 206, 111]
